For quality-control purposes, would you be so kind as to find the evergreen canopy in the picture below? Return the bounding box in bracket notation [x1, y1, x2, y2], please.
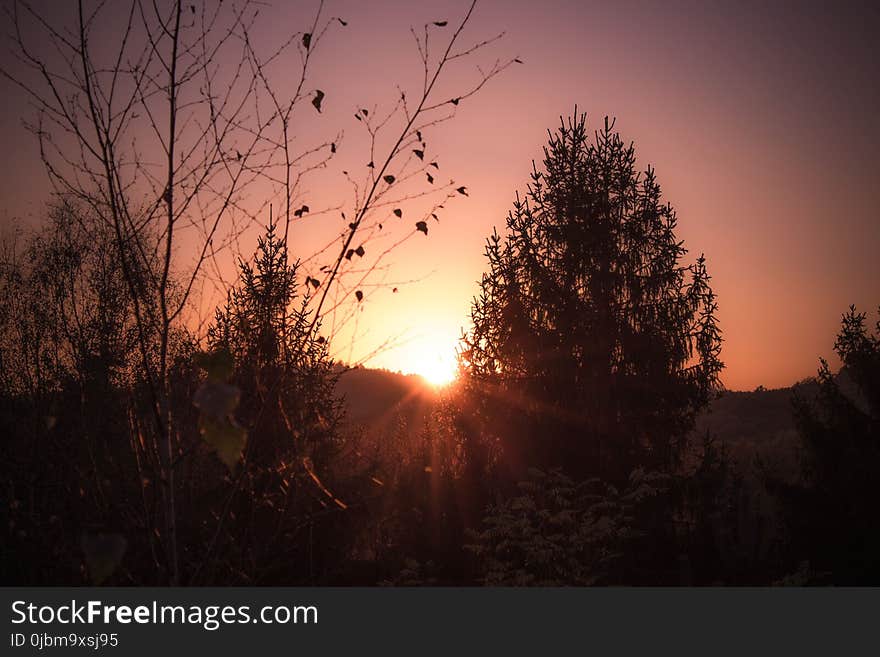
[461, 112, 723, 480]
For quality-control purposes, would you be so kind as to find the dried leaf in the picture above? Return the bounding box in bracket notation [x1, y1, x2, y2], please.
[415, 221, 428, 235]
[199, 415, 247, 470]
[194, 381, 240, 419]
[311, 89, 324, 112]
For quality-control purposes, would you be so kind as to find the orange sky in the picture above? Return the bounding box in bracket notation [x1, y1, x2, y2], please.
[1, 0, 878, 390]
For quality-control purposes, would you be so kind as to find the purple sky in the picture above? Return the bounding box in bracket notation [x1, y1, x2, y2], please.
[2, 0, 878, 390]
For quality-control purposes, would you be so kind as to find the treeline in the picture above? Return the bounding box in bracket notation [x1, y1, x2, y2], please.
[2, 115, 878, 586]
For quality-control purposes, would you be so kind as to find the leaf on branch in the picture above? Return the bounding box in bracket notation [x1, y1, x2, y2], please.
[330, 142, 336, 153]
[393, 208, 402, 218]
[355, 113, 362, 121]
[393, 287, 398, 293]
[194, 381, 241, 419]
[360, 108, 369, 117]
[346, 249, 355, 260]
[430, 161, 439, 169]
[413, 149, 424, 160]
[432, 213, 439, 221]
[456, 186, 468, 196]
[416, 130, 423, 142]
[514, 57, 524, 64]
[317, 335, 326, 344]
[81, 533, 127, 585]
[450, 97, 460, 106]
[307, 276, 321, 289]
[355, 245, 365, 257]
[367, 161, 374, 168]
[294, 205, 310, 217]
[383, 175, 395, 185]
[426, 172, 434, 184]
[302, 32, 312, 49]
[312, 89, 324, 112]
[348, 222, 357, 230]
[199, 414, 247, 471]
[433, 20, 448, 27]
[355, 290, 364, 302]
[415, 221, 428, 235]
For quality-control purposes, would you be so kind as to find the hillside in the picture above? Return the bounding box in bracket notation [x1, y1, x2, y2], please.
[336, 366, 812, 472]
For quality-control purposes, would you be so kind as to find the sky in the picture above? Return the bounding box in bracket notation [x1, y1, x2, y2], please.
[1, 0, 878, 390]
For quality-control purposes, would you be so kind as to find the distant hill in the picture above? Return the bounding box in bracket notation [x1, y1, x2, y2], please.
[693, 384, 814, 478]
[335, 367, 814, 473]
[334, 366, 439, 436]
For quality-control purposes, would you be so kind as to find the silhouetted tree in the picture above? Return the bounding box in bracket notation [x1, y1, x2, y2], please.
[460, 112, 723, 483]
[208, 221, 341, 468]
[3, 0, 513, 584]
[775, 305, 880, 584]
[188, 223, 348, 583]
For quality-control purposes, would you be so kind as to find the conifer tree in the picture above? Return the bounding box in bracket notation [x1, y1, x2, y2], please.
[208, 222, 340, 468]
[776, 305, 880, 583]
[461, 112, 723, 481]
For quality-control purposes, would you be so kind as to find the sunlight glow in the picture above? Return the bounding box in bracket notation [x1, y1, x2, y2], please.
[416, 350, 458, 388]
[369, 322, 462, 388]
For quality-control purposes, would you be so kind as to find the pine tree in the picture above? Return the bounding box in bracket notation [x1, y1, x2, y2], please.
[776, 305, 880, 583]
[208, 221, 340, 468]
[460, 112, 723, 482]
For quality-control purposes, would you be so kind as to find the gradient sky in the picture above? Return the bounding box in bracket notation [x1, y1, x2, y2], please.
[1, 0, 878, 390]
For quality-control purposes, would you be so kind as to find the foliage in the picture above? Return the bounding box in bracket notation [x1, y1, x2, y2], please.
[774, 305, 880, 584]
[208, 221, 341, 467]
[467, 467, 686, 585]
[460, 112, 722, 482]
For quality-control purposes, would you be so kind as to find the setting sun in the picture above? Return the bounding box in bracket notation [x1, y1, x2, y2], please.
[367, 319, 462, 388]
[416, 350, 458, 388]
